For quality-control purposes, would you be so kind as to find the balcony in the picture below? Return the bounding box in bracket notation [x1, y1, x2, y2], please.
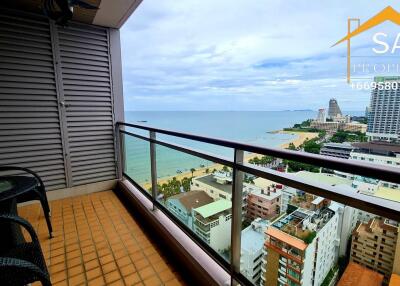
[18, 190, 187, 286]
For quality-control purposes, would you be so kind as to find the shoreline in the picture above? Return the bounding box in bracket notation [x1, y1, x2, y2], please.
[141, 130, 318, 190]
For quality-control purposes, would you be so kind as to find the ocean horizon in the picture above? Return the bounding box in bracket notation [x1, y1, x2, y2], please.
[123, 111, 364, 184]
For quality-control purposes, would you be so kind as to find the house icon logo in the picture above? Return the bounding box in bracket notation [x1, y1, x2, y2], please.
[332, 6, 400, 83]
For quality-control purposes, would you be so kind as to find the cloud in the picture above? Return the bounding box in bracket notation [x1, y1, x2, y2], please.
[121, 0, 400, 111]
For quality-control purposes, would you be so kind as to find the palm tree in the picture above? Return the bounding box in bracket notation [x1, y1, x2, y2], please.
[190, 168, 196, 179]
[205, 168, 209, 174]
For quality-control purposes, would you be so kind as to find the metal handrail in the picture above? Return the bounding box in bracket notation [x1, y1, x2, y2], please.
[115, 121, 400, 286]
[118, 122, 400, 185]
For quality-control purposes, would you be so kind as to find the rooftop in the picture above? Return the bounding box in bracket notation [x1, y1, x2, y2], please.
[193, 199, 231, 219]
[168, 190, 214, 212]
[295, 171, 353, 186]
[352, 141, 400, 155]
[195, 174, 232, 195]
[247, 185, 281, 200]
[241, 219, 269, 253]
[375, 186, 400, 203]
[266, 227, 307, 251]
[337, 262, 384, 286]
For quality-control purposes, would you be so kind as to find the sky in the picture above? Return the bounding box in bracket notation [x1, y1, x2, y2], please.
[121, 0, 400, 111]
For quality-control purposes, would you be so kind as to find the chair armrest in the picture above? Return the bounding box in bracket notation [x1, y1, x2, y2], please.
[0, 257, 51, 286]
[0, 215, 39, 244]
[0, 166, 45, 191]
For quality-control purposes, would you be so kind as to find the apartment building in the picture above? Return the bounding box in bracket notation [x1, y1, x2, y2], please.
[166, 190, 214, 229]
[320, 142, 354, 159]
[350, 218, 400, 285]
[367, 76, 400, 142]
[191, 172, 249, 218]
[350, 142, 400, 189]
[241, 219, 270, 285]
[310, 121, 367, 133]
[192, 199, 232, 253]
[246, 185, 281, 221]
[263, 205, 339, 286]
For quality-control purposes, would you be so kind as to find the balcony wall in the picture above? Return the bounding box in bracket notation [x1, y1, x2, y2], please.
[0, 7, 124, 191]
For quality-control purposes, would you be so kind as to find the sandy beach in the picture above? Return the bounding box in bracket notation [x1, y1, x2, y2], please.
[141, 130, 318, 190]
[279, 130, 319, 149]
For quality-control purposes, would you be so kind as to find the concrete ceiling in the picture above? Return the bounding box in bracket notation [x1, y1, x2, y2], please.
[0, 0, 142, 28]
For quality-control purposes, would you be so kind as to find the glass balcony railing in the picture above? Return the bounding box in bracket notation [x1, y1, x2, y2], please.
[115, 122, 400, 286]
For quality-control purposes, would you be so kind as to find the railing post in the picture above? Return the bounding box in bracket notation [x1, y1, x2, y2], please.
[115, 123, 124, 179]
[231, 149, 244, 284]
[150, 131, 158, 210]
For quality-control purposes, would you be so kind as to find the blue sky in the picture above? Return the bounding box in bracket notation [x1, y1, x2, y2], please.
[121, 1, 400, 111]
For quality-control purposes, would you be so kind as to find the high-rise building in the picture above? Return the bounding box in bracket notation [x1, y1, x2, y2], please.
[241, 218, 270, 285]
[192, 199, 232, 253]
[316, 108, 326, 123]
[367, 76, 400, 142]
[328, 98, 342, 119]
[350, 218, 400, 285]
[262, 204, 339, 286]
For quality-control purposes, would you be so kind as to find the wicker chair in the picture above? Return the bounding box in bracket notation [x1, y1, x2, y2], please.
[0, 166, 52, 238]
[0, 214, 51, 286]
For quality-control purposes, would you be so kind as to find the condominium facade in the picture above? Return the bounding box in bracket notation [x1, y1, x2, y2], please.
[350, 218, 400, 285]
[367, 76, 400, 142]
[192, 199, 232, 253]
[246, 185, 281, 220]
[310, 121, 367, 133]
[350, 142, 400, 189]
[241, 219, 270, 285]
[166, 190, 214, 229]
[262, 205, 339, 286]
[328, 98, 342, 119]
[320, 142, 354, 159]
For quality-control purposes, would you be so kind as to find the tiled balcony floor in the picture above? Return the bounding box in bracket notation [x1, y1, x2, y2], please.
[18, 190, 187, 286]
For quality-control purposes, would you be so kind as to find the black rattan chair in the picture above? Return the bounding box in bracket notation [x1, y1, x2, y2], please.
[0, 214, 51, 286]
[0, 166, 52, 238]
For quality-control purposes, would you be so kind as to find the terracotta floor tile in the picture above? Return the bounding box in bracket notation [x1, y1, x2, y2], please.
[88, 276, 105, 286]
[86, 267, 102, 281]
[105, 270, 121, 284]
[84, 258, 100, 271]
[120, 264, 136, 277]
[124, 272, 141, 285]
[102, 261, 117, 274]
[144, 276, 162, 286]
[139, 266, 155, 280]
[68, 273, 85, 286]
[18, 191, 188, 286]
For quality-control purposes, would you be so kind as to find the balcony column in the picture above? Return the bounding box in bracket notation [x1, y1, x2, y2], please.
[150, 131, 158, 210]
[231, 149, 244, 285]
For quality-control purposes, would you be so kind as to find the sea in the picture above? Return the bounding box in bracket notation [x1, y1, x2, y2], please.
[123, 111, 363, 184]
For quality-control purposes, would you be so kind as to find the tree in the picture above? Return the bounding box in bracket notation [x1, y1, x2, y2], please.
[222, 165, 229, 172]
[190, 168, 196, 179]
[287, 143, 297, 150]
[205, 168, 209, 174]
[302, 139, 321, 154]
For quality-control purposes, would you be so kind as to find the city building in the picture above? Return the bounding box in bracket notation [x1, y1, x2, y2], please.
[316, 108, 326, 123]
[191, 172, 249, 218]
[337, 262, 384, 286]
[328, 98, 343, 119]
[280, 186, 298, 214]
[263, 205, 340, 286]
[192, 199, 232, 253]
[166, 190, 214, 229]
[192, 172, 234, 201]
[320, 142, 354, 159]
[246, 185, 281, 220]
[350, 218, 400, 285]
[350, 142, 400, 189]
[367, 76, 400, 142]
[310, 121, 367, 133]
[389, 274, 400, 286]
[367, 76, 400, 140]
[241, 218, 270, 285]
